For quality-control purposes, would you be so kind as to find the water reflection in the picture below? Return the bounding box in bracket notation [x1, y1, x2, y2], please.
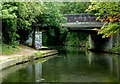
[2, 56, 56, 82]
[2, 46, 120, 82]
[89, 52, 120, 81]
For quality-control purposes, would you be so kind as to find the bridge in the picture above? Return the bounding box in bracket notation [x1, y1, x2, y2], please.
[62, 14, 113, 51]
[62, 14, 104, 32]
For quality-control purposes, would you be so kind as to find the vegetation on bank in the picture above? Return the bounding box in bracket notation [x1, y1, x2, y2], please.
[2, 44, 21, 55]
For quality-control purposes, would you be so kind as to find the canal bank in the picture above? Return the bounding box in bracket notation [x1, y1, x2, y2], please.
[1, 46, 120, 82]
[0, 45, 58, 70]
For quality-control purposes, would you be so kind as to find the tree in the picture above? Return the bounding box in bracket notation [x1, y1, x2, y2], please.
[86, 2, 120, 38]
[2, 2, 18, 44]
[2, 2, 44, 44]
[60, 2, 91, 14]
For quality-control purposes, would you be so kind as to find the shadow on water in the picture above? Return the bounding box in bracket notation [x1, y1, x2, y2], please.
[1, 46, 120, 82]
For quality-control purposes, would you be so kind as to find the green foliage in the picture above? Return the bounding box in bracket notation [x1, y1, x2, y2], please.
[86, 2, 120, 15]
[65, 32, 89, 46]
[86, 41, 90, 49]
[99, 22, 120, 38]
[60, 2, 91, 14]
[2, 2, 66, 45]
[43, 2, 66, 26]
[34, 52, 42, 57]
[2, 2, 18, 44]
[16, 2, 44, 29]
[2, 19, 18, 44]
[2, 2, 45, 44]
[2, 43, 21, 55]
[86, 2, 120, 38]
[2, 2, 17, 19]
[110, 43, 120, 54]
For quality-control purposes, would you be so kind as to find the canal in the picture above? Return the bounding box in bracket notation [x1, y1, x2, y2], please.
[1, 46, 120, 82]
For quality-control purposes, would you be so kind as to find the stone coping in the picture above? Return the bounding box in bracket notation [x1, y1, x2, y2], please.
[63, 22, 104, 25]
[0, 50, 58, 70]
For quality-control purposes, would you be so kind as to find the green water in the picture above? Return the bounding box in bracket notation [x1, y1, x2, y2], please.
[1, 46, 120, 82]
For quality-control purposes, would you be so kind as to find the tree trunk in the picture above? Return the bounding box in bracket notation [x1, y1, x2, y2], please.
[32, 27, 35, 49]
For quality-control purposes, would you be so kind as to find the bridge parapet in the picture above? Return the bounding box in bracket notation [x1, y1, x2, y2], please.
[64, 14, 104, 22]
[62, 14, 104, 28]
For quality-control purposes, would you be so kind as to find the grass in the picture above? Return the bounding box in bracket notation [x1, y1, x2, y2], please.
[22, 55, 26, 57]
[2, 44, 21, 55]
[34, 52, 42, 57]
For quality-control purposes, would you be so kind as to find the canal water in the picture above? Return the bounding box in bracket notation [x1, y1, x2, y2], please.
[1, 46, 120, 82]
